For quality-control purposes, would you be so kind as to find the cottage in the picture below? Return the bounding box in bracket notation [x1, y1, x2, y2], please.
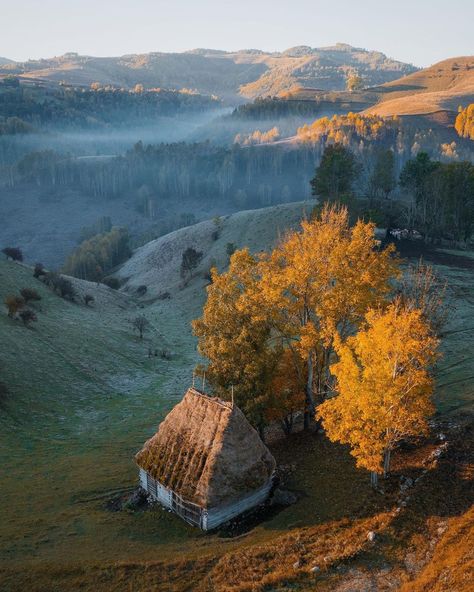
[135, 387, 276, 530]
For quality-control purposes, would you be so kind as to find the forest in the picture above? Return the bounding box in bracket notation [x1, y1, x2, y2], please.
[0, 80, 220, 131]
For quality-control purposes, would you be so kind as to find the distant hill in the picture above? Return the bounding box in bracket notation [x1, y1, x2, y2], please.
[0, 44, 417, 99]
[365, 56, 474, 115]
[0, 57, 13, 65]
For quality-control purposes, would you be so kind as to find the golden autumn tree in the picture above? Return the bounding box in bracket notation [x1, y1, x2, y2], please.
[256, 204, 399, 428]
[454, 104, 474, 140]
[265, 348, 305, 435]
[317, 301, 439, 487]
[192, 249, 279, 436]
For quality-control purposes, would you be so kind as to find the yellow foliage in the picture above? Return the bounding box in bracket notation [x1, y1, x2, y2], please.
[194, 204, 400, 429]
[192, 249, 278, 427]
[318, 302, 439, 474]
[296, 112, 398, 145]
[265, 348, 305, 431]
[454, 104, 474, 140]
[234, 126, 280, 146]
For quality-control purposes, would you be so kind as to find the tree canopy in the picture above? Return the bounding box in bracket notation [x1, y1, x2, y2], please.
[318, 302, 439, 482]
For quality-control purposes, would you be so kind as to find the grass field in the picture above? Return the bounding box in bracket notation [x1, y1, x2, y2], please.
[0, 203, 473, 590]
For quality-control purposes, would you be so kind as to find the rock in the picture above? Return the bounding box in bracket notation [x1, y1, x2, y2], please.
[271, 488, 298, 506]
[310, 566, 320, 574]
[293, 560, 302, 570]
[367, 531, 376, 542]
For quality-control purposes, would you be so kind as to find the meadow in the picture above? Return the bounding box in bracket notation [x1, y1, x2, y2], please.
[0, 202, 473, 590]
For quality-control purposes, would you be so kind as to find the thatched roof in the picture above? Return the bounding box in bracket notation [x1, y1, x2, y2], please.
[135, 387, 276, 508]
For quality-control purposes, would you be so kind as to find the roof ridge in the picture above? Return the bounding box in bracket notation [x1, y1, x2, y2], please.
[187, 386, 233, 411]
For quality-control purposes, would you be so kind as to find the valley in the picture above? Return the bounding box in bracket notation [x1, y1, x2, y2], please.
[1, 203, 474, 590]
[1, 17, 473, 590]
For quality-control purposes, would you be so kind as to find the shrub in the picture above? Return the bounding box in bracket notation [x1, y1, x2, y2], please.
[4, 295, 24, 317]
[84, 294, 95, 306]
[103, 277, 120, 290]
[44, 273, 76, 300]
[2, 247, 23, 262]
[19, 308, 37, 326]
[33, 262, 46, 278]
[157, 291, 171, 300]
[136, 285, 147, 297]
[20, 288, 41, 303]
[226, 242, 236, 257]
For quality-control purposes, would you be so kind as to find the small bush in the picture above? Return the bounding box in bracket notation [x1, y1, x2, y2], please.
[43, 273, 76, 300]
[84, 294, 94, 306]
[2, 247, 23, 262]
[33, 263, 46, 278]
[136, 285, 147, 297]
[226, 242, 236, 257]
[20, 288, 41, 303]
[103, 277, 121, 290]
[4, 295, 24, 317]
[157, 291, 171, 300]
[19, 308, 37, 326]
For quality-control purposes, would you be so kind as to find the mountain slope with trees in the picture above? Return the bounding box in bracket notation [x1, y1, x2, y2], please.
[0, 45, 417, 99]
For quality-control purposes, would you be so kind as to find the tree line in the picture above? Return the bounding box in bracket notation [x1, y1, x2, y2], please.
[0, 82, 220, 131]
[62, 227, 131, 281]
[311, 143, 474, 244]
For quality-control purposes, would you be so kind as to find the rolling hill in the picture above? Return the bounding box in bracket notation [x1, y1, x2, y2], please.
[1, 202, 474, 591]
[365, 56, 474, 115]
[0, 44, 417, 99]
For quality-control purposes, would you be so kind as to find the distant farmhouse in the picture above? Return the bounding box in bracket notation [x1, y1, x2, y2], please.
[135, 387, 276, 530]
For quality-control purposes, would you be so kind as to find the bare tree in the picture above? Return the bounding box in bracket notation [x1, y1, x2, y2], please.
[399, 260, 450, 336]
[180, 248, 203, 278]
[131, 315, 150, 339]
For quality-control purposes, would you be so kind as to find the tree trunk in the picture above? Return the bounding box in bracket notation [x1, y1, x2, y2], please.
[304, 350, 315, 429]
[383, 448, 391, 478]
[370, 471, 379, 489]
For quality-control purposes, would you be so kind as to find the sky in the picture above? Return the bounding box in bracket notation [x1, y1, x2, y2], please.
[1, 0, 473, 67]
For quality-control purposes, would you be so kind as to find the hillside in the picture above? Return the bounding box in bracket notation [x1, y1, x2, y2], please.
[1, 202, 474, 591]
[0, 45, 417, 99]
[365, 56, 474, 115]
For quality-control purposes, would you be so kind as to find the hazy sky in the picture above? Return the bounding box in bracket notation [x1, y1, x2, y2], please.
[1, 0, 473, 66]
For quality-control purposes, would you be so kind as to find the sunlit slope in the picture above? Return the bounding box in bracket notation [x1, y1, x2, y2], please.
[1, 45, 416, 98]
[366, 56, 474, 115]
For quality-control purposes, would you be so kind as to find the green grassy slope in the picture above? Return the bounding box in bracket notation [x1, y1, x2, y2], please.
[0, 202, 312, 568]
[0, 201, 473, 583]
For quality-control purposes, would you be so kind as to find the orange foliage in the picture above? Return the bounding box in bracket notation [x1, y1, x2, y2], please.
[297, 112, 399, 145]
[455, 104, 474, 140]
[318, 302, 439, 474]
